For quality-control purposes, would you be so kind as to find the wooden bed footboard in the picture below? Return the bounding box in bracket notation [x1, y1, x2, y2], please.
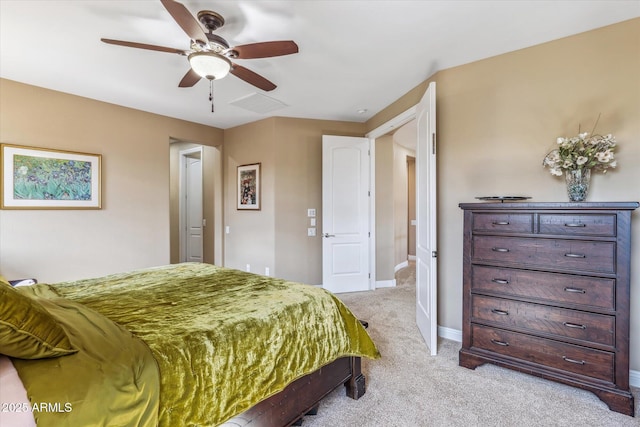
[221, 356, 365, 427]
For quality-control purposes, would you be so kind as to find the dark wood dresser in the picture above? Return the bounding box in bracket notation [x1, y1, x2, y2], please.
[458, 202, 638, 416]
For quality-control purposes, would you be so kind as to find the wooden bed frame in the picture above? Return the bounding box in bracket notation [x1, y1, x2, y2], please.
[223, 356, 365, 426]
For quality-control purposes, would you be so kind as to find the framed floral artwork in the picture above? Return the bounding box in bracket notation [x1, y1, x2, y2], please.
[237, 163, 260, 210]
[1, 144, 102, 209]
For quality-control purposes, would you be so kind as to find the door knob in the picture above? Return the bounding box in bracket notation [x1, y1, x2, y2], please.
[323, 233, 336, 238]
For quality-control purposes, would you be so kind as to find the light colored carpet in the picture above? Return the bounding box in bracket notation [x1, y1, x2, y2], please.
[302, 263, 640, 427]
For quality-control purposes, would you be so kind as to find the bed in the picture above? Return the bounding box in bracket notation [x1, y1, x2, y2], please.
[0, 263, 380, 426]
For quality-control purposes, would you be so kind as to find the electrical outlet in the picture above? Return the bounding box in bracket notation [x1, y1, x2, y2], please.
[265, 267, 270, 276]
[246, 264, 250, 272]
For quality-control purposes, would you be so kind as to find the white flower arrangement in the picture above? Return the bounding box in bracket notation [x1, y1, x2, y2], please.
[543, 130, 617, 176]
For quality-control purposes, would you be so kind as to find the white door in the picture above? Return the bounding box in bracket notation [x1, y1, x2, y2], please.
[322, 135, 370, 293]
[416, 82, 438, 355]
[185, 155, 203, 262]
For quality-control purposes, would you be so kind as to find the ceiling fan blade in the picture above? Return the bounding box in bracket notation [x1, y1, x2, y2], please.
[178, 68, 202, 87]
[230, 41, 299, 59]
[230, 64, 277, 91]
[101, 38, 186, 55]
[160, 0, 207, 44]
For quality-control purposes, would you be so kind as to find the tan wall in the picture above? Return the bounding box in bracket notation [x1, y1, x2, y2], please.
[223, 117, 364, 284]
[223, 119, 277, 275]
[366, 18, 640, 370]
[375, 135, 394, 281]
[0, 79, 222, 282]
[272, 118, 365, 284]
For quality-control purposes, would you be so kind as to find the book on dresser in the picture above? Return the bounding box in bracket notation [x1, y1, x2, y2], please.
[458, 201, 639, 417]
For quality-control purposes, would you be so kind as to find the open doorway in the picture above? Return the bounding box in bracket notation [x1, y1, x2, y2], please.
[407, 155, 416, 261]
[393, 119, 417, 269]
[169, 140, 223, 266]
[367, 81, 438, 355]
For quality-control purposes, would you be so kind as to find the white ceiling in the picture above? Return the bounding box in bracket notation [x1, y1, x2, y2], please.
[1, 1, 638, 130]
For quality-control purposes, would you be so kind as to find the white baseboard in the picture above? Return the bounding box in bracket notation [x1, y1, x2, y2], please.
[408, 255, 416, 261]
[437, 327, 640, 388]
[394, 261, 409, 272]
[376, 279, 396, 288]
[630, 369, 640, 388]
[438, 326, 462, 342]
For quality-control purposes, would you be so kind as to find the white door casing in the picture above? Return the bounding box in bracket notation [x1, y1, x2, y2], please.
[415, 82, 438, 355]
[322, 135, 370, 293]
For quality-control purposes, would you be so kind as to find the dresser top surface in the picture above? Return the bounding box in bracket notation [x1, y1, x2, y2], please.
[459, 201, 639, 211]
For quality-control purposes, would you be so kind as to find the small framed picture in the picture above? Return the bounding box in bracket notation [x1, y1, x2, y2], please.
[1, 144, 102, 209]
[237, 163, 261, 210]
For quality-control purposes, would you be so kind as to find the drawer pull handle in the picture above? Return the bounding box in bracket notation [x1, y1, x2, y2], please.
[563, 321, 586, 330]
[564, 287, 586, 294]
[492, 247, 510, 253]
[491, 309, 509, 316]
[492, 221, 510, 225]
[491, 339, 509, 346]
[491, 279, 509, 285]
[564, 223, 586, 227]
[562, 356, 585, 365]
[564, 253, 586, 258]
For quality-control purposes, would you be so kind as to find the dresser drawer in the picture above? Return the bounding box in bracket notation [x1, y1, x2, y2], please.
[471, 266, 615, 310]
[471, 295, 615, 346]
[473, 213, 533, 233]
[539, 214, 616, 237]
[471, 324, 614, 383]
[472, 236, 615, 273]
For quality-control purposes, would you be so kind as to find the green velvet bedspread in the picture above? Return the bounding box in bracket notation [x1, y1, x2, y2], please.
[15, 263, 379, 426]
[11, 286, 160, 427]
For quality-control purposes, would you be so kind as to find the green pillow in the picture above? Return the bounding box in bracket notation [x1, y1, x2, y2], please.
[0, 281, 77, 359]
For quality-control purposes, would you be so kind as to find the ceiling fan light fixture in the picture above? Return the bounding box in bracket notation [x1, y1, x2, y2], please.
[188, 51, 231, 80]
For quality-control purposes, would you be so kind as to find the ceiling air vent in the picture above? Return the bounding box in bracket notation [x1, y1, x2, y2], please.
[229, 92, 288, 114]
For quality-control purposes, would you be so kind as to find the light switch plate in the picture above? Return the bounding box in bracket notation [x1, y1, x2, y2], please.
[307, 208, 316, 217]
[307, 227, 316, 236]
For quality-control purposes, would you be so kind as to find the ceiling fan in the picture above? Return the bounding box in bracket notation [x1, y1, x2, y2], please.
[101, 0, 299, 92]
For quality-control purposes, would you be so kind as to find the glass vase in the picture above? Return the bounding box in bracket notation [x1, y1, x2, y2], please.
[565, 169, 591, 202]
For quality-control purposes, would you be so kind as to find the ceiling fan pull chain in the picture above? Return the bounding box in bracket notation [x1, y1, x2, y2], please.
[209, 79, 214, 113]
